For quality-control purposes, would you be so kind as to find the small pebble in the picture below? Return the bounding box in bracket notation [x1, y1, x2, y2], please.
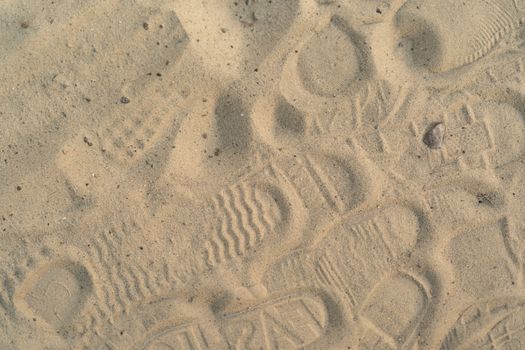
[120, 96, 130, 104]
[423, 123, 445, 149]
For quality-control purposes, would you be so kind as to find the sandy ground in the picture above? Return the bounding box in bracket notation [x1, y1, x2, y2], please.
[1, 0, 525, 349]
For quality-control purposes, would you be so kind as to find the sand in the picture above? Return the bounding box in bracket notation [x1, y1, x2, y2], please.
[1, 0, 525, 349]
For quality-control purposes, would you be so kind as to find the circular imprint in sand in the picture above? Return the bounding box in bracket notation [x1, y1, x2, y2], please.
[297, 17, 369, 96]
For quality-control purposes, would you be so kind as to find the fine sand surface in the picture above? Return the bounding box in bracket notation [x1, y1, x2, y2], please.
[1, 0, 525, 349]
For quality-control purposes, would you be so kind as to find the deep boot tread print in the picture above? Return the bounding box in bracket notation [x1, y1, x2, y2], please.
[202, 162, 302, 270]
[265, 205, 428, 349]
[205, 181, 285, 266]
[185, 142, 378, 296]
[96, 291, 328, 350]
[440, 298, 525, 350]
[263, 204, 425, 349]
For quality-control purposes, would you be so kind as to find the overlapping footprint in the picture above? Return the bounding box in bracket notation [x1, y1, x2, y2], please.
[261, 203, 430, 349]
[96, 289, 329, 350]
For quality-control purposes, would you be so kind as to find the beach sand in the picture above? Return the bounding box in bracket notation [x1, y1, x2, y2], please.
[1, 0, 525, 349]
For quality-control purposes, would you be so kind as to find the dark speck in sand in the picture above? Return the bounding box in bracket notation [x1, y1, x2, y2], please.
[423, 123, 445, 149]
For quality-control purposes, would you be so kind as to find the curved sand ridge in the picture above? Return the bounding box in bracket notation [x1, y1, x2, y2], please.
[1, 0, 525, 349]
